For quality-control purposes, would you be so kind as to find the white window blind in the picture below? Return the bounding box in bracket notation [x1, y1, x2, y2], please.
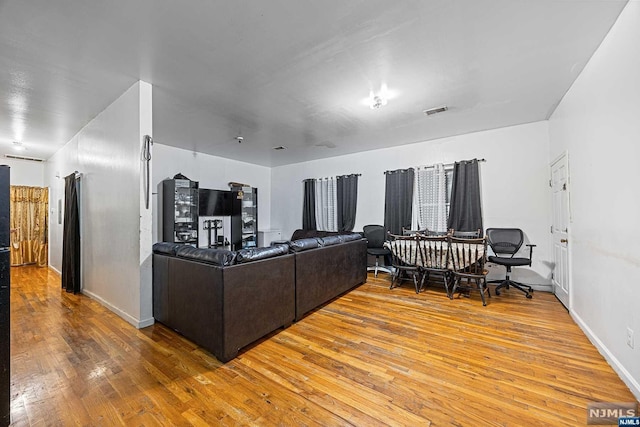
[415, 164, 448, 233]
[314, 178, 338, 232]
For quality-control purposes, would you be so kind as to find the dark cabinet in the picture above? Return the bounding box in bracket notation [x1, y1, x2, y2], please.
[160, 178, 199, 244]
[0, 166, 9, 427]
[230, 186, 258, 250]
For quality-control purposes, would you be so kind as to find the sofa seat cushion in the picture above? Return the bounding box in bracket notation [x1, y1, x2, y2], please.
[236, 244, 289, 263]
[175, 246, 236, 266]
[289, 238, 320, 252]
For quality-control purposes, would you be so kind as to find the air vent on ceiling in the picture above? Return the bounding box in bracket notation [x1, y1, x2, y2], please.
[272, 146, 287, 150]
[423, 105, 448, 116]
[5, 154, 46, 162]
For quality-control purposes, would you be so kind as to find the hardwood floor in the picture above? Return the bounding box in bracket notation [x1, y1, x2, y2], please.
[9, 265, 637, 426]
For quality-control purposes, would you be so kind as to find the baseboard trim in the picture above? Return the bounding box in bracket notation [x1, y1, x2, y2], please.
[530, 284, 553, 292]
[571, 310, 640, 401]
[138, 317, 155, 328]
[46, 267, 153, 329]
[81, 289, 151, 329]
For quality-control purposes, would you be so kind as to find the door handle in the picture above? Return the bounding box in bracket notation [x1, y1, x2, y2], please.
[560, 239, 568, 243]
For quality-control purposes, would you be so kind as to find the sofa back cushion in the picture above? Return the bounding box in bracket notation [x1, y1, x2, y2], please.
[289, 238, 320, 252]
[175, 246, 236, 266]
[152, 242, 184, 256]
[236, 244, 289, 264]
[318, 235, 343, 246]
[340, 233, 364, 243]
[290, 229, 341, 241]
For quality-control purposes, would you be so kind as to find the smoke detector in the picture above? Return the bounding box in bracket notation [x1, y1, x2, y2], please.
[235, 136, 244, 143]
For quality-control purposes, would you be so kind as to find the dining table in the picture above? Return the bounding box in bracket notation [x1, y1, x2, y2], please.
[384, 238, 485, 271]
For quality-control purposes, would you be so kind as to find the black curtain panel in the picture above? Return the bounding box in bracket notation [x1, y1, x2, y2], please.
[302, 178, 317, 230]
[447, 159, 483, 234]
[384, 168, 414, 235]
[337, 174, 359, 232]
[62, 173, 81, 294]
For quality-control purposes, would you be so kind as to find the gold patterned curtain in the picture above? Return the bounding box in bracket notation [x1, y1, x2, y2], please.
[9, 186, 49, 267]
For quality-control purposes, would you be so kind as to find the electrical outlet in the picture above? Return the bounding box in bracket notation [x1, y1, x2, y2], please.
[627, 327, 634, 349]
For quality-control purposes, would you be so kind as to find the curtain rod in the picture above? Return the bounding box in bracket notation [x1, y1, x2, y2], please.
[414, 158, 487, 170]
[302, 174, 361, 182]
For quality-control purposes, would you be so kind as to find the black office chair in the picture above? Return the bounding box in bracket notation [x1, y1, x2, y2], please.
[363, 225, 391, 277]
[485, 228, 535, 299]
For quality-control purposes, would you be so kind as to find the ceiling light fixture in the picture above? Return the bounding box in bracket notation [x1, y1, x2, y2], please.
[370, 95, 387, 109]
[12, 141, 25, 151]
[366, 83, 394, 109]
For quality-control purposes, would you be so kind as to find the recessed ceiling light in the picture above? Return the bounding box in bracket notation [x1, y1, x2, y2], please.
[423, 105, 448, 116]
[272, 146, 287, 150]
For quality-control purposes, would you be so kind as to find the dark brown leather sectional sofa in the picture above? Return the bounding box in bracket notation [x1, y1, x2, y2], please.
[152, 233, 366, 362]
[289, 235, 367, 321]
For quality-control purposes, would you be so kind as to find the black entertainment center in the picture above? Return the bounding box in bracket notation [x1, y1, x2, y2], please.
[160, 177, 257, 251]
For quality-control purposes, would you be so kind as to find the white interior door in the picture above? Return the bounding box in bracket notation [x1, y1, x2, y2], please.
[551, 153, 570, 309]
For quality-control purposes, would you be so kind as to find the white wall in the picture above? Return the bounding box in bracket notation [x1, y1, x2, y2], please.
[152, 144, 272, 245]
[548, 1, 640, 399]
[45, 81, 153, 328]
[271, 121, 552, 285]
[1, 157, 45, 187]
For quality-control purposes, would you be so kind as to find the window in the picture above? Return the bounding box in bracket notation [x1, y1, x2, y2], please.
[414, 159, 483, 234]
[303, 174, 359, 232]
[445, 166, 453, 218]
[415, 164, 449, 233]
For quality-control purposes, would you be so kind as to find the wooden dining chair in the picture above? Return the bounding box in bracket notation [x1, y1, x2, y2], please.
[387, 233, 423, 293]
[401, 227, 428, 236]
[448, 236, 490, 306]
[415, 233, 451, 296]
[449, 228, 482, 239]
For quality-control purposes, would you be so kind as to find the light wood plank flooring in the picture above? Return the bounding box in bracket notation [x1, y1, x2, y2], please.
[9, 265, 637, 426]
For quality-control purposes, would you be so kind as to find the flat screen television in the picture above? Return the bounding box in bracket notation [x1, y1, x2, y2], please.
[198, 189, 232, 216]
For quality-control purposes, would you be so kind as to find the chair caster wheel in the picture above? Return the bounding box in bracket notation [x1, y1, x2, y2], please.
[495, 290, 501, 296]
[526, 294, 532, 299]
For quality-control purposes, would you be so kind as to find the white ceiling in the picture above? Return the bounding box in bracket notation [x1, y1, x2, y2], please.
[0, 0, 628, 167]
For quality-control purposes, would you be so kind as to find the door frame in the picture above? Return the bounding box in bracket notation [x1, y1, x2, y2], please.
[550, 151, 572, 310]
